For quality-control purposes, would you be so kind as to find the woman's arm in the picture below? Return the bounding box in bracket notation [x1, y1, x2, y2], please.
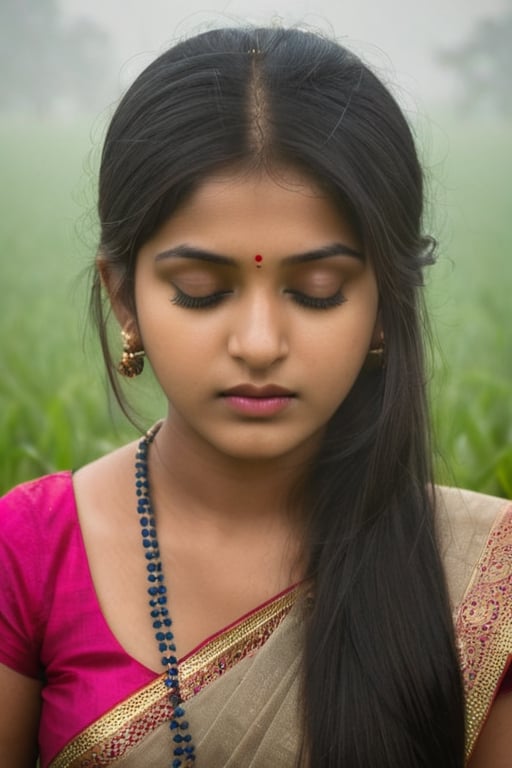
[0, 663, 41, 768]
[468, 692, 512, 768]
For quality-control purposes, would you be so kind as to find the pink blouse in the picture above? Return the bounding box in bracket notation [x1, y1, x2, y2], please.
[0, 473, 158, 767]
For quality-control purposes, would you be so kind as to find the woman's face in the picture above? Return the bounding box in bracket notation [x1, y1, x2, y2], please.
[133, 168, 379, 463]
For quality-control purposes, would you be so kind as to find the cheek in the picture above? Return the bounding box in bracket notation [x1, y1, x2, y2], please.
[142, 330, 201, 372]
[138, 313, 221, 402]
[303, 301, 377, 361]
[303, 314, 377, 395]
[136, 292, 210, 354]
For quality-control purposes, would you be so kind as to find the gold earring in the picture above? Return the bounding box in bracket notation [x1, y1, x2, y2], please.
[118, 330, 145, 377]
[365, 332, 385, 371]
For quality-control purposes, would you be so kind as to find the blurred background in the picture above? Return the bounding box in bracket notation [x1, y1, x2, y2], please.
[1, 0, 511, 496]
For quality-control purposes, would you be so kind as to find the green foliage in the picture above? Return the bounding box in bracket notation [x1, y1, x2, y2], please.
[0, 116, 510, 497]
[424, 118, 512, 498]
[0, 118, 163, 492]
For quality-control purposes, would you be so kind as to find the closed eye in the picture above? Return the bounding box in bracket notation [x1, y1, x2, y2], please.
[285, 289, 346, 310]
[170, 286, 346, 310]
[170, 286, 232, 309]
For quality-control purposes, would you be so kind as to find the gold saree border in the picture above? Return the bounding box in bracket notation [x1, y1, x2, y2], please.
[178, 584, 299, 698]
[455, 502, 512, 759]
[49, 586, 300, 768]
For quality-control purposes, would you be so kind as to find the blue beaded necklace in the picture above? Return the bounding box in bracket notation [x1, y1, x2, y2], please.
[135, 424, 196, 767]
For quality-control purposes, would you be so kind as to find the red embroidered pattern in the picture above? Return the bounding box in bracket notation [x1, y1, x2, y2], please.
[75, 700, 170, 767]
[179, 601, 292, 699]
[455, 504, 512, 757]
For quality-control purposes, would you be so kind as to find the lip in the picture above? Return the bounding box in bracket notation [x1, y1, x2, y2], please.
[220, 384, 296, 417]
[222, 384, 295, 398]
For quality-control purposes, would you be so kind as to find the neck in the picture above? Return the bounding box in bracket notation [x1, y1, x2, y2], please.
[147, 415, 314, 537]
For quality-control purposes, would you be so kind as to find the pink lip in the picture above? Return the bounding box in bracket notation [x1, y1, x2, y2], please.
[222, 384, 295, 398]
[221, 384, 296, 417]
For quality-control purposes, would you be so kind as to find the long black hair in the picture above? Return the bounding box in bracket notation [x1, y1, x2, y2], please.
[92, 26, 465, 767]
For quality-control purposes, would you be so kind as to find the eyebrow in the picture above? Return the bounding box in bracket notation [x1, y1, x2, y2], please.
[154, 242, 364, 265]
[285, 243, 364, 264]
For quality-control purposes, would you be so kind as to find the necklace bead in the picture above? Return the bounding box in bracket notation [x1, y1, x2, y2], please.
[136, 425, 196, 766]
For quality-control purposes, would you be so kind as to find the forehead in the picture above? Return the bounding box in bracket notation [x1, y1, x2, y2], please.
[160, 168, 358, 252]
[183, 167, 328, 210]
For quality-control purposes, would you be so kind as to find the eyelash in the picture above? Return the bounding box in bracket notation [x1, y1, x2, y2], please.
[171, 289, 228, 309]
[170, 287, 346, 311]
[285, 290, 346, 310]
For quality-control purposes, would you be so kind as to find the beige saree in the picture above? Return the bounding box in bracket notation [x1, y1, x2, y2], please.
[50, 488, 512, 767]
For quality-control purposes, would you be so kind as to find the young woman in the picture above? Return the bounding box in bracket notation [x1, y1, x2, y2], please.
[0, 26, 510, 768]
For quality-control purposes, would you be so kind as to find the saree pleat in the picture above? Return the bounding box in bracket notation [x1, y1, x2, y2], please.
[189, 604, 302, 765]
[58, 604, 303, 768]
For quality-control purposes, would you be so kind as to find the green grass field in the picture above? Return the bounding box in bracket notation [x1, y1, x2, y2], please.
[0, 115, 511, 497]
[422, 117, 512, 498]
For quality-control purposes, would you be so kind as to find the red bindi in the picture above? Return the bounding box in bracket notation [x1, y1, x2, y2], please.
[254, 254, 263, 268]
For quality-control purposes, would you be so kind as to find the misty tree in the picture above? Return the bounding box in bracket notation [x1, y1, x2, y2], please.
[438, 1, 512, 116]
[0, 0, 112, 115]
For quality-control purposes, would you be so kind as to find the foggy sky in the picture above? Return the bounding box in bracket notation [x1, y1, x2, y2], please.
[62, 0, 507, 106]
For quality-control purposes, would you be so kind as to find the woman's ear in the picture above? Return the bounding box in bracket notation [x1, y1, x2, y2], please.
[97, 254, 145, 376]
[96, 254, 137, 332]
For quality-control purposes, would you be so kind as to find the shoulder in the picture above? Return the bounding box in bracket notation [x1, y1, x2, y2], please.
[0, 473, 76, 677]
[435, 486, 510, 559]
[0, 472, 77, 564]
[1, 469, 74, 505]
[435, 486, 511, 609]
[0, 471, 75, 543]
[72, 439, 140, 521]
[436, 485, 508, 528]
[0, 470, 84, 592]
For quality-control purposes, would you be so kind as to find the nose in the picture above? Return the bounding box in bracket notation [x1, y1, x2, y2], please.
[227, 290, 289, 371]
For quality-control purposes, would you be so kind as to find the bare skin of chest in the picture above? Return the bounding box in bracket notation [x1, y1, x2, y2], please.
[73, 445, 301, 671]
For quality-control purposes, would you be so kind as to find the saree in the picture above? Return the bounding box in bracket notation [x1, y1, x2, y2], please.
[437, 487, 512, 759]
[48, 586, 305, 768]
[49, 487, 512, 767]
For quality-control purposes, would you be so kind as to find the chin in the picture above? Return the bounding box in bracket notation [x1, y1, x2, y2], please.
[211, 431, 321, 465]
